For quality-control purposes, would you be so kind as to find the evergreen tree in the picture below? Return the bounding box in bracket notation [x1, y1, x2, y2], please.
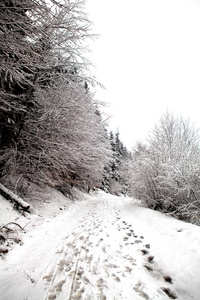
[101, 130, 131, 195]
[0, 0, 39, 150]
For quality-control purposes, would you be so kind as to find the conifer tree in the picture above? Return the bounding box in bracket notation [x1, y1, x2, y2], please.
[101, 130, 131, 195]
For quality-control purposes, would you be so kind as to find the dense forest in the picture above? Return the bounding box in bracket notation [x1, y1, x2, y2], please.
[0, 0, 200, 226]
[0, 0, 129, 197]
[0, 0, 110, 193]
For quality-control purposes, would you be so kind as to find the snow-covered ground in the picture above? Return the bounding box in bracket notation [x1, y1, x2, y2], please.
[0, 188, 200, 300]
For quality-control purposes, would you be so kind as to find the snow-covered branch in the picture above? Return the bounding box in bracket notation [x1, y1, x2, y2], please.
[0, 183, 31, 212]
[128, 112, 200, 224]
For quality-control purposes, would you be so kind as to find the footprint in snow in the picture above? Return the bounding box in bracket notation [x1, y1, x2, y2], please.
[147, 255, 154, 263]
[105, 263, 118, 269]
[47, 292, 56, 300]
[134, 239, 142, 244]
[161, 287, 177, 299]
[144, 264, 154, 272]
[163, 275, 173, 284]
[125, 266, 132, 273]
[126, 232, 132, 237]
[96, 277, 104, 287]
[112, 273, 121, 282]
[54, 279, 66, 292]
[43, 274, 53, 281]
[141, 249, 149, 255]
[73, 287, 85, 300]
[76, 267, 84, 277]
[134, 283, 149, 299]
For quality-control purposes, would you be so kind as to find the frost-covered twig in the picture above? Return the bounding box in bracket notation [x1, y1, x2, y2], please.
[1, 222, 25, 232]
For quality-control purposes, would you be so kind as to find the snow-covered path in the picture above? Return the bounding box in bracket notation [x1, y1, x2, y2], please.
[28, 197, 177, 300]
[1, 192, 200, 300]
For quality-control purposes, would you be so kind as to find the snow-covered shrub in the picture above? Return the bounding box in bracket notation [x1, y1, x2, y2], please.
[0, 222, 24, 258]
[129, 112, 200, 225]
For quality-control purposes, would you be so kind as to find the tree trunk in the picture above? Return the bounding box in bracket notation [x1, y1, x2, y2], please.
[0, 183, 31, 212]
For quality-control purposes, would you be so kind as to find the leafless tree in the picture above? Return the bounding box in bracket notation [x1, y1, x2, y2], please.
[2, 80, 111, 194]
[0, 0, 93, 154]
[129, 112, 200, 224]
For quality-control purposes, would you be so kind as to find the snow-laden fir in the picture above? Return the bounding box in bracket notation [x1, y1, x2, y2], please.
[0, 189, 200, 300]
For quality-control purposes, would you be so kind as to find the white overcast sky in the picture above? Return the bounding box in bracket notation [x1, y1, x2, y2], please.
[85, 0, 200, 150]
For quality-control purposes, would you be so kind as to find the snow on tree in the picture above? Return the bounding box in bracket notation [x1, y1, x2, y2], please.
[8, 81, 111, 193]
[0, 0, 111, 198]
[0, 0, 92, 150]
[128, 112, 200, 225]
[102, 130, 131, 195]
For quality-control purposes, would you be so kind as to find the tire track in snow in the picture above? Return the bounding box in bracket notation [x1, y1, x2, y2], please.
[40, 199, 177, 300]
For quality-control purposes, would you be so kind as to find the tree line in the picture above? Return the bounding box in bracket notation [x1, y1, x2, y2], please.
[0, 0, 112, 197]
[127, 112, 200, 225]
